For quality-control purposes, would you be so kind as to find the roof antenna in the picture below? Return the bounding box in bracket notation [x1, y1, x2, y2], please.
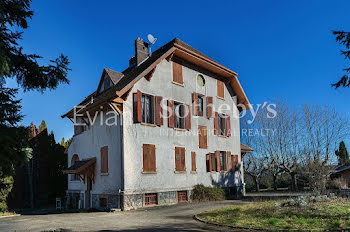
[147, 34, 157, 56]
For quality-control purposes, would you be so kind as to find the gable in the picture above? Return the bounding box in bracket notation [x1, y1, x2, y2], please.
[96, 68, 124, 95]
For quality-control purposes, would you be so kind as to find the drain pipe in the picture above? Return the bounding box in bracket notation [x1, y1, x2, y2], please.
[108, 103, 125, 210]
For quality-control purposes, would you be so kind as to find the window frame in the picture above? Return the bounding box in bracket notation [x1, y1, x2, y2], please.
[218, 114, 227, 136]
[219, 151, 227, 171]
[197, 94, 204, 117]
[141, 93, 155, 125]
[173, 101, 185, 129]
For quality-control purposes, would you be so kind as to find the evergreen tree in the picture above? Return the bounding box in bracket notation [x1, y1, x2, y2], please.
[0, 0, 70, 211]
[38, 120, 47, 133]
[335, 141, 350, 165]
[332, 31, 350, 88]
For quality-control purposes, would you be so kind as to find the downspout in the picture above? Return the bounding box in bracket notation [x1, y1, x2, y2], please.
[108, 103, 124, 210]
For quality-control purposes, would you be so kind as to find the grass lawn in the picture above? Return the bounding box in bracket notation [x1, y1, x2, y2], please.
[197, 198, 350, 231]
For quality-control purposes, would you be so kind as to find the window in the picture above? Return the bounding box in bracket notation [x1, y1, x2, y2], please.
[217, 80, 224, 99]
[191, 152, 196, 172]
[101, 146, 108, 174]
[141, 94, 154, 124]
[197, 74, 205, 87]
[145, 193, 158, 206]
[206, 154, 211, 172]
[198, 126, 208, 149]
[178, 191, 188, 202]
[220, 151, 227, 171]
[71, 154, 80, 181]
[99, 197, 107, 207]
[143, 144, 156, 172]
[175, 147, 186, 172]
[211, 153, 217, 172]
[198, 95, 204, 116]
[174, 102, 185, 129]
[192, 93, 204, 117]
[218, 114, 226, 136]
[173, 62, 183, 85]
[231, 154, 235, 171]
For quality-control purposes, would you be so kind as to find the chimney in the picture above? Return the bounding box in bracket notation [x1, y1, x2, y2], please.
[129, 37, 149, 67]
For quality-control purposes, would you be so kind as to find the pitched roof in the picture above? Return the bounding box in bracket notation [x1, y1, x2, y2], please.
[104, 68, 124, 85]
[62, 38, 251, 118]
[241, 144, 254, 153]
[63, 158, 96, 174]
[331, 164, 350, 174]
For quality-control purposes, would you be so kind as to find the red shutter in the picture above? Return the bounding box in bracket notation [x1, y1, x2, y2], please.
[217, 80, 224, 98]
[168, 100, 174, 128]
[227, 151, 232, 172]
[173, 62, 183, 84]
[143, 144, 156, 172]
[226, 115, 231, 137]
[235, 155, 239, 170]
[101, 146, 108, 173]
[191, 152, 196, 172]
[214, 112, 219, 135]
[216, 150, 221, 172]
[192, 93, 199, 116]
[133, 90, 142, 123]
[198, 126, 207, 149]
[185, 104, 191, 130]
[206, 96, 213, 118]
[155, 96, 163, 126]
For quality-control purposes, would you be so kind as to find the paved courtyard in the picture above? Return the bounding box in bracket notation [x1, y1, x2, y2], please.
[0, 200, 247, 232]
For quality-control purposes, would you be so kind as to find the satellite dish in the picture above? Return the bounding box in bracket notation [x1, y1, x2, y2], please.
[147, 34, 157, 44]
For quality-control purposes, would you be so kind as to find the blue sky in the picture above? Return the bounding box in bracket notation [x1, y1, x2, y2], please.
[5, 0, 350, 143]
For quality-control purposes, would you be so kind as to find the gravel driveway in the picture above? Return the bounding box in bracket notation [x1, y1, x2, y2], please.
[0, 200, 247, 232]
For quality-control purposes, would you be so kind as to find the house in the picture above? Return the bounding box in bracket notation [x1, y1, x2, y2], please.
[330, 164, 350, 188]
[61, 37, 252, 210]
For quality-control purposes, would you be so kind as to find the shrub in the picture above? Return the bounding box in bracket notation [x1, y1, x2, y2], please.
[192, 184, 225, 202]
[0, 176, 14, 212]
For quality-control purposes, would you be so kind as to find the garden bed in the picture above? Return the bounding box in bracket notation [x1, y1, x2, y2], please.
[197, 198, 350, 231]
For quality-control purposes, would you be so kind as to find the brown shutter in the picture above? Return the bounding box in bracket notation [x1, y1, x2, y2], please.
[155, 96, 163, 126]
[181, 147, 186, 171]
[214, 112, 219, 135]
[227, 151, 232, 172]
[192, 93, 199, 116]
[198, 126, 207, 149]
[208, 153, 212, 171]
[168, 100, 174, 128]
[101, 146, 108, 173]
[226, 115, 231, 137]
[216, 150, 221, 172]
[206, 96, 213, 118]
[173, 62, 183, 84]
[185, 104, 191, 130]
[133, 90, 142, 123]
[235, 154, 239, 170]
[217, 80, 224, 98]
[191, 152, 196, 172]
[143, 144, 156, 172]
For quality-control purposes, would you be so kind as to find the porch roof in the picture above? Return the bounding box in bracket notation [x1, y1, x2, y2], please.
[63, 157, 96, 174]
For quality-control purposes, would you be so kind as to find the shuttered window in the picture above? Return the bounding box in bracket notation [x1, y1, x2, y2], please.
[143, 144, 156, 172]
[192, 93, 204, 117]
[216, 150, 221, 172]
[198, 126, 208, 149]
[211, 153, 217, 172]
[215, 113, 231, 137]
[206, 154, 211, 172]
[175, 147, 186, 172]
[173, 62, 183, 85]
[172, 101, 191, 130]
[101, 146, 108, 174]
[134, 90, 163, 126]
[217, 80, 224, 99]
[219, 151, 227, 171]
[191, 152, 196, 172]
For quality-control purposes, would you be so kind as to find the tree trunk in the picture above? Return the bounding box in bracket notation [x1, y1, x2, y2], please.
[273, 174, 278, 191]
[254, 176, 260, 192]
[291, 172, 298, 192]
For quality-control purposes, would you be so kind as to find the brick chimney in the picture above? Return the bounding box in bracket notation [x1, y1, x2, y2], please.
[129, 37, 149, 67]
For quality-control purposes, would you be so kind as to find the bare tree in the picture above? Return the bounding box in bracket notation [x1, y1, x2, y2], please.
[301, 105, 349, 194]
[244, 153, 267, 192]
